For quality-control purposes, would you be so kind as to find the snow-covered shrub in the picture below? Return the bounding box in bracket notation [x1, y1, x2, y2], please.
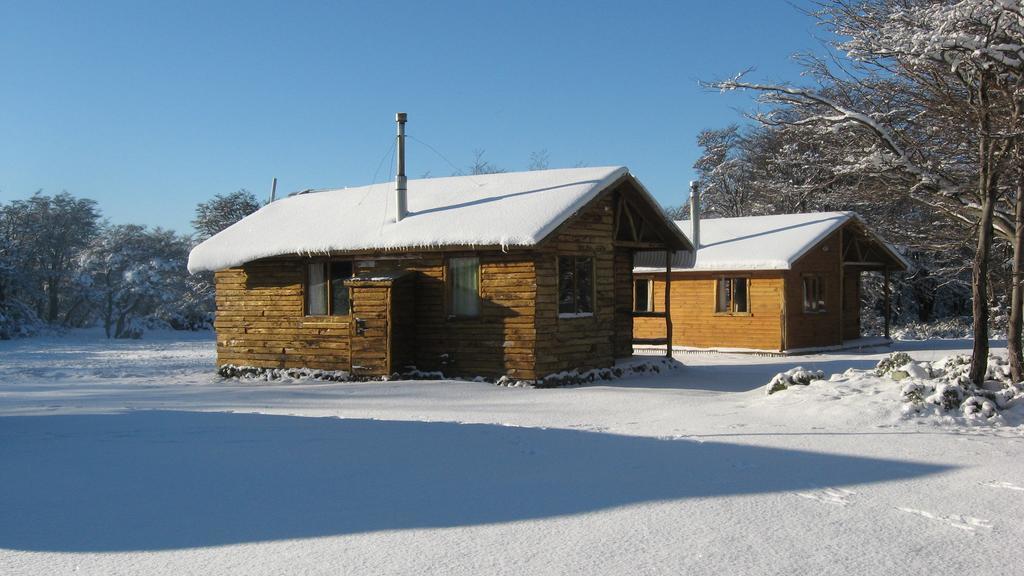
[765, 367, 825, 395]
[960, 396, 997, 419]
[901, 381, 929, 404]
[887, 352, 1024, 422]
[927, 383, 965, 411]
[875, 352, 913, 377]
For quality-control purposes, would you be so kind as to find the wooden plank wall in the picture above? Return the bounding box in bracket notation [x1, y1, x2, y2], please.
[784, 230, 843, 349]
[214, 259, 352, 370]
[535, 193, 620, 375]
[634, 271, 785, 351]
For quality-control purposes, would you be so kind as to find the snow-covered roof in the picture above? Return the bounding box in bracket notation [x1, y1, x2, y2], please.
[189, 166, 682, 273]
[634, 212, 908, 272]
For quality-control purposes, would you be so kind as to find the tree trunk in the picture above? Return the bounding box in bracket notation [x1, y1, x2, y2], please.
[970, 190, 996, 385]
[970, 78, 1000, 387]
[1008, 170, 1024, 382]
[46, 276, 59, 323]
[103, 283, 113, 339]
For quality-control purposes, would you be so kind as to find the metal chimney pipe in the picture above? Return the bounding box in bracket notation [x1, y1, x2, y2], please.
[689, 180, 700, 249]
[395, 112, 408, 222]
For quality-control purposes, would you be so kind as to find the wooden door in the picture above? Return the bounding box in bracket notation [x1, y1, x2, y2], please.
[348, 283, 391, 377]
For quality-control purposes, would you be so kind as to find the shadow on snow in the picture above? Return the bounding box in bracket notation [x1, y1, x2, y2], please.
[0, 410, 950, 552]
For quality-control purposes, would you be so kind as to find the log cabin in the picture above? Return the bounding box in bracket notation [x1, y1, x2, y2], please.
[633, 210, 908, 353]
[188, 158, 691, 381]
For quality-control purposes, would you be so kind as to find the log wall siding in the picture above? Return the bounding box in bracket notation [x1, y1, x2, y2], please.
[215, 253, 540, 379]
[613, 247, 635, 358]
[634, 272, 785, 351]
[211, 186, 658, 379]
[214, 260, 352, 371]
[784, 231, 843, 350]
[535, 192, 623, 375]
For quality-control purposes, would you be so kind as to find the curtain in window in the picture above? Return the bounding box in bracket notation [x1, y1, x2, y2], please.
[575, 257, 593, 313]
[558, 256, 576, 314]
[558, 256, 594, 315]
[716, 278, 729, 312]
[803, 276, 824, 312]
[450, 257, 480, 317]
[307, 263, 327, 316]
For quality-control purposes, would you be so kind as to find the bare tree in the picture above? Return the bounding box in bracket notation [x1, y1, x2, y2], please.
[528, 149, 550, 171]
[468, 149, 506, 175]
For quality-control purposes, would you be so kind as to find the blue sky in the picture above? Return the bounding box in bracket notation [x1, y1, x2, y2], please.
[0, 0, 820, 234]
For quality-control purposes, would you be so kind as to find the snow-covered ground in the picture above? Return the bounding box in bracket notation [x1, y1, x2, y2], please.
[1, 331, 1022, 575]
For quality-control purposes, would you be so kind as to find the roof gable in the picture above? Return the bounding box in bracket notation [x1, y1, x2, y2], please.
[189, 166, 682, 273]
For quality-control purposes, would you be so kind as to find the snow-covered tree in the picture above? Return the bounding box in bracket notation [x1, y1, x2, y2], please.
[693, 125, 752, 217]
[0, 192, 100, 325]
[81, 225, 192, 338]
[192, 190, 261, 242]
[707, 0, 1024, 384]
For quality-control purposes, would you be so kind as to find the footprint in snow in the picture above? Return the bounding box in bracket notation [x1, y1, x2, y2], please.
[980, 480, 1024, 492]
[896, 507, 993, 532]
[793, 487, 857, 506]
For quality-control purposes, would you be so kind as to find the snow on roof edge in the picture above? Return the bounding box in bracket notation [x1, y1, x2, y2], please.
[187, 166, 633, 274]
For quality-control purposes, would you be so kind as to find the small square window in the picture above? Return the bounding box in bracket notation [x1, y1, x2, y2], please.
[715, 277, 749, 314]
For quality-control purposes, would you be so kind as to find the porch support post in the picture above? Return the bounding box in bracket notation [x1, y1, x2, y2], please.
[664, 248, 673, 358]
[883, 266, 891, 340]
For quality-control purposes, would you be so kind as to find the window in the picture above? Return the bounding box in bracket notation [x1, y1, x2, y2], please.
[558, 255, 594, 316]
[449, 256, 480, 317]
[803, 275, 826, 313]
[306, 261, 352, 316]
[634, 279, 653, 312]
[715, 277, 749, 314]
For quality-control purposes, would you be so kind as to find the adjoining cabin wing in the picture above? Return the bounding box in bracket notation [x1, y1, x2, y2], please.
[634, 212, 907, 273]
